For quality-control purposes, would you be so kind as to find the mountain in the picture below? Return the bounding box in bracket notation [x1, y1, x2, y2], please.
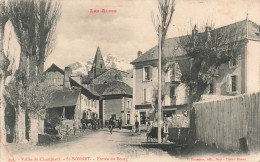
[68, 54, 133, 76]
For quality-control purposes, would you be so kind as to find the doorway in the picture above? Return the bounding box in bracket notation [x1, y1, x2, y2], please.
[127, 114, 130, 124]
[140, 112, 146, 125]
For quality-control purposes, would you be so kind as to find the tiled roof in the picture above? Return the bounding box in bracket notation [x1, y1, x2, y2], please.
[131, 37, 186, 64]
[94, 81, 133, 96]
[91, 68, 129, 84]
[93, 83, 110, 95]
[131, 19, 260, 64]
[45, 64, 64, 74]
[48, 90, 80, 108]
[69, 78, 100, 97]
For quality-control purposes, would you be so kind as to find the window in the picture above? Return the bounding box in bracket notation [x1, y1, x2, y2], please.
[165, 68, 171, 82]
[231, 76, 237, 92]
[86, 99, 88, 106]
[226, 75, 237, 93]
[143, 88, 151, 103]
[229, 55, 238, 68]
[140, 112, 146, 124]
[127, 101, 130, 108]
[163, 110, 176, 118]
[83, 112, 86, 119]
[165, 63, 178, 82]
[209, 83, 214, 94]
[94, 100, 96, 108]
[170, 86, 175, 97]
[100, 64, 102, 68]
[143, 66, 152, 81]
[170, 86, 176, 105]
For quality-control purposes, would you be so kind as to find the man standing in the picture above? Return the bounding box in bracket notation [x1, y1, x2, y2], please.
[118, 117, 122, 130]
[135, 120, 139, 133]
[108, 118, 114, 134]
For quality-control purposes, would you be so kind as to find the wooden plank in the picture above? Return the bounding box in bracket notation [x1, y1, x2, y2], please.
[256, 92, 260, 152]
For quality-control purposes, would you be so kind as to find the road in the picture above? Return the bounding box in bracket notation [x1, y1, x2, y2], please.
[2, 128, 178, 162]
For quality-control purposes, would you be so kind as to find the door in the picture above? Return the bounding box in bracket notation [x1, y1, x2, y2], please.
[140, 112, 146, 125]
[127, 114, 130, 124]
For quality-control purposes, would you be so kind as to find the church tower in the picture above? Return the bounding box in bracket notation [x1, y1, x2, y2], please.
[89, 46, 107, 78]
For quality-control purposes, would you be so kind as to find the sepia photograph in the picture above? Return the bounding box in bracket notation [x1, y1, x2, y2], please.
[0, 0, 260, 161]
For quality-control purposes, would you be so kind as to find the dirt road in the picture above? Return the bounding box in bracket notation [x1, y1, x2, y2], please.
[2, 129, 178, 162]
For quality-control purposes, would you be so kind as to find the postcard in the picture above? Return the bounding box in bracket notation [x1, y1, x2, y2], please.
[0, 0, 259, 162]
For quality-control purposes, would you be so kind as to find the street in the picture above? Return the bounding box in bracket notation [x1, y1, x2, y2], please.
[2, 128, 178, 162]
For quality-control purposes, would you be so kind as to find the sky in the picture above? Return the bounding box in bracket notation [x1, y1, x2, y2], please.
[44, 0, 260, 69]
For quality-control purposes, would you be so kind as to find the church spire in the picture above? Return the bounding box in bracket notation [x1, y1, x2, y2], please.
[90, 46, 107, 78]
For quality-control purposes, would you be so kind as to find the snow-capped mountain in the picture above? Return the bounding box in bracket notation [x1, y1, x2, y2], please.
[104, 54, 132, 71]
[68, 54, 132, 76]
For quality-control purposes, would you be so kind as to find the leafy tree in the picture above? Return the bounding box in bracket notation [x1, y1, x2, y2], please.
[0, 0, 61, 143]
[177, 24, 245, 104]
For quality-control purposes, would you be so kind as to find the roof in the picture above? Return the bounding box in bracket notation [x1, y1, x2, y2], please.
[45, 64, 64, 74]
[94, 81, 133, 96]
[131, 19, 260, 64]
[69, 78, 100, 97]
[91, 68, 129, 84]
[81, 75, 92, 84]
[90, 46, 107, 71]
[131, 37, 186, 64]
[48, 90, 80, 108]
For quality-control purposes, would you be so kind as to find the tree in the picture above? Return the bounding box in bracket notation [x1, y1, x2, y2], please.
[175, 23, 245, 144]
[1, 0, 60, 143]
[37, 0, 61, 75]
[0, 0, 10, 144]
[151, 0, 175, 143]
[177, 23, 245, 104]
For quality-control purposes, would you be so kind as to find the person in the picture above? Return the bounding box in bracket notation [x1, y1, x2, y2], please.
[135, 120, 139, 133]
[163, 121, 169, 143]
[146, 122, 153, 142]
[81, 118, 86, 130]
[108, 118, 114, 134]
[118, 117, 122, 130]
[73, 122, 77, 135]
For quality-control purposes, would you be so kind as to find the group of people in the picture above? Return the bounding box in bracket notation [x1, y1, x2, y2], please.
[81, 118, 103, 130]
[146, 120, 169, 143]
[108, 117, 122, 134]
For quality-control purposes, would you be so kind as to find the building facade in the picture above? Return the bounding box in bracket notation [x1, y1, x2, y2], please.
[131, 19, 260, 125]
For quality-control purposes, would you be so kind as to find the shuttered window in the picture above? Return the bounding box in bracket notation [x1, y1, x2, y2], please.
[143, 66, 152, 81]
[231, 76, 237, 92]
[226, 75, 237, 93]
[143, 88, 151, 103]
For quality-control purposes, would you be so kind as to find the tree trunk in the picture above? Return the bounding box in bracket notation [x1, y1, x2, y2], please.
[158, 26, 162, 143]
[37, 46, 45, 76]
[0, 71, 7, 145]
[0, 20, 7, 145]
[29, 111, 38, 145]
[14, 106, 27, 143]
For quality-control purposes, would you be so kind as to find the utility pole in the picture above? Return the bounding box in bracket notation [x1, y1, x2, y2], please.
[158, 25, 162, 143]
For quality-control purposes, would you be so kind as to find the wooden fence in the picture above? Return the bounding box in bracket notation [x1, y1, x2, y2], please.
[194, 92, 260, 152]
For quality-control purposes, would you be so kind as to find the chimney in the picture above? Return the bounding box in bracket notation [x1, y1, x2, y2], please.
[205, 26, 211, 42]
[137, 51, 142, 57]
[64, 66, 72, 88]
[192, 25, 198, 40]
